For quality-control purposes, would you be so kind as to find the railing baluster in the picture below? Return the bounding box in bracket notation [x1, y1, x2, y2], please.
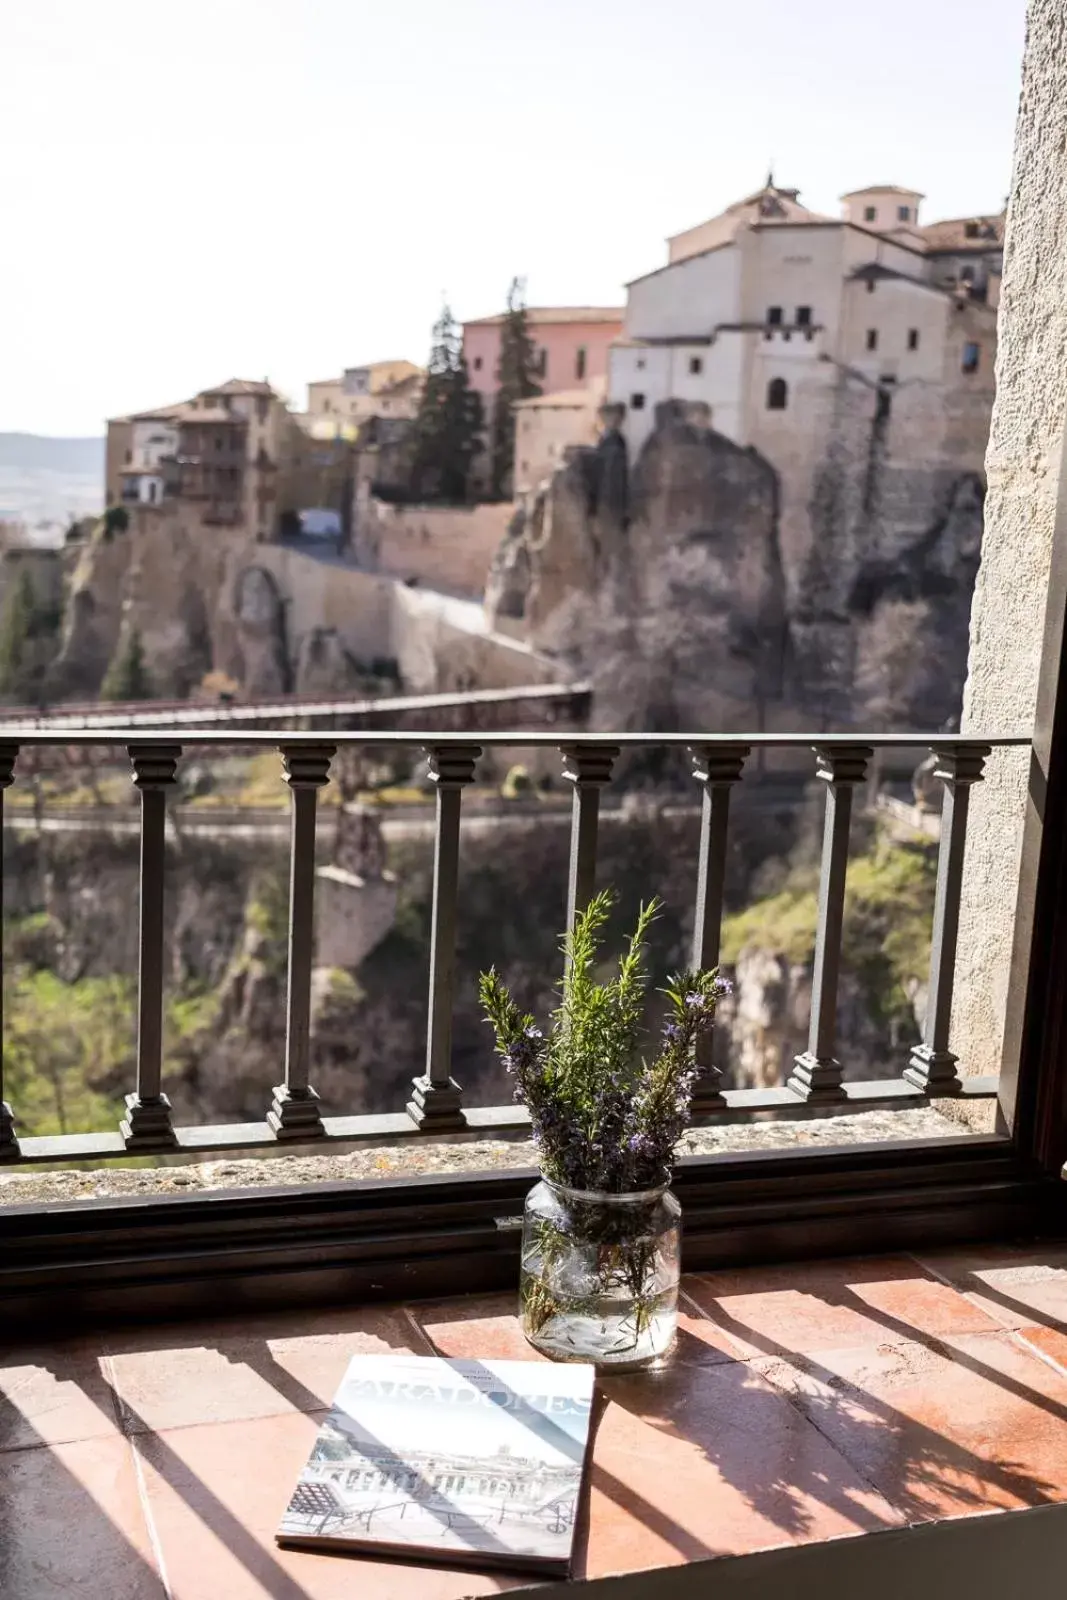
[268, 744, 336, 1139]
[407, 743, 481, 1132]
[561, 744, 619, 932]
[787, 744, 872, 1104]
[689, 743, 749, 1114]
[904, 743, 991, 1094]
[121, 744, 181, 1151]
[0, 744, 19, 1161]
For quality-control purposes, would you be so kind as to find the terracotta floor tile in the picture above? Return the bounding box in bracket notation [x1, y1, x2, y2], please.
[1017, 1324, 1067, 1374]
[415, 1292, 545, 1362]
[136, 1411, 525, 1600]
[415, 1290, 743, 1369]
[0, 1342, 120, 1452]
[109, 1306, 425, 1435]
[576, 1359, 902, 1578]
[0, 1435, 164, 1597]
[750, 1329, 1067, 1522]
[914, 1243, 1067, 1333]
[684, 1254, 998, 1359]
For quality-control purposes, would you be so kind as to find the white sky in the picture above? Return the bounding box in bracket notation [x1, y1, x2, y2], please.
[0, 0, 1027, 437]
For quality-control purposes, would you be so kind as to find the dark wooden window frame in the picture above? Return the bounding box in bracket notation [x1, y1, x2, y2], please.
[4, 469, 1067, 1327]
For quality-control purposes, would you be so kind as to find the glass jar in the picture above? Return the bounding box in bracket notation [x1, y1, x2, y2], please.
[519, 1177, 681, 1370]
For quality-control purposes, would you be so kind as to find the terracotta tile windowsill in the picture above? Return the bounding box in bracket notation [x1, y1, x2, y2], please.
[3, 1243, 1067, 1598]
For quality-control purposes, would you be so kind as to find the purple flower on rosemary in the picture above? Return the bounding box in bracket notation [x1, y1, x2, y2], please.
[685, 992, 704, 1009]
[663, 1020, 681, 1042]
[627, 1132, 654, 1156]
[714, 975, 734, 998]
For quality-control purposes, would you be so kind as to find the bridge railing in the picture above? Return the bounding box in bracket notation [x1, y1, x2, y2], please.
[0, 728, 1028, 1168]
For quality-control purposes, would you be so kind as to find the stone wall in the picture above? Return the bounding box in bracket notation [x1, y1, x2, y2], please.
[951, 0, 1067, 1079]
[355, 500, 513, 597]
[51, 506, 565, 705]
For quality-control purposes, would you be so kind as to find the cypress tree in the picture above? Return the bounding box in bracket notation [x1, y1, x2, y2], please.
[410, 305, 485, 503]
[101, 627, 153, 702]
[489, 277, 542, 500]
[0, 571, 38, 700]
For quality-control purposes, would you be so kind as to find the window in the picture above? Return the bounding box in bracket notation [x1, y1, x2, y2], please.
[898, 205, 911, 222]
[630, 393, 646, 410]
[767, 306, 783, 325]
[766, 377, 788, 410]
[866, 277, 876, 293]
[256, 396, 269, 422]
[908, 328, 920, 351]
[864, 205, 877, 222]
[962, 342, 981, 374]
[689, 356, 703, 375]
[796, 306, 812, 327]
[961, 266, 976, 284]
[575, 346, 587, 380]
[965, 221, 980, 239]
[636, 357, 646, 370]
[866, 329, 878, 351]
[536, 348, 547, 378]
[472, 356, 482, 371]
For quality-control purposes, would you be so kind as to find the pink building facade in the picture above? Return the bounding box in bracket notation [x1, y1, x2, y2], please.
[462, 307, 623, 398]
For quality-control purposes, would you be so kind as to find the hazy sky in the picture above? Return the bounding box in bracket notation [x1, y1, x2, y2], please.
[1, 0, 1027, 437]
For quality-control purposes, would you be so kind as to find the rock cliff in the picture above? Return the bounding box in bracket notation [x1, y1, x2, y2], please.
[487, 397, 983, 733]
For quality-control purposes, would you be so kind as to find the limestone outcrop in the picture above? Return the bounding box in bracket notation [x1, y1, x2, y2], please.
[487, 397, 984, 733]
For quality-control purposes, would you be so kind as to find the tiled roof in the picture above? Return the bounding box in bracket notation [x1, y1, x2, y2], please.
[464, 307, 624, 328]
[841, 184, 924, 200]
[919, 214, 1005, 251]
[201, 379, 276, 396]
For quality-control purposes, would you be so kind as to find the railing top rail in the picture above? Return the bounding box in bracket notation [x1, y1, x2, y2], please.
[0, 728, 1033, 749]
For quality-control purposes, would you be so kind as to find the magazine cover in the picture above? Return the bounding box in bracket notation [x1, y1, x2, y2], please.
[277, 1353, 596, 1575]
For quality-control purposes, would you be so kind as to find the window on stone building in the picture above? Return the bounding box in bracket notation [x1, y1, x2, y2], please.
[256, 397, 269, 422]
[866, 277, 876, 293]
[908, 328, 920, 350]
[965, 221, 980, 239]
[630, 393, 646, 410]
[689, 356, 703, 374]
[866, 329, 878, 351]
[962, 342, 981, 374]
[898, 205, 911, 222]
[536, 349, 548, 377]
[961, 266, 976, 285]
[767, 306, 783, 325]
[864, 205, 877, 222]
[473, 356, 482, 371]
[636, 358, 646, 370]
[796, 306, 812, 326]
[575, 346, 587, 380]
[766, 377, 788, 410]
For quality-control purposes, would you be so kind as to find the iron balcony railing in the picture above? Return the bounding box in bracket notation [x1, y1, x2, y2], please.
[0, 730, 1030, 1168]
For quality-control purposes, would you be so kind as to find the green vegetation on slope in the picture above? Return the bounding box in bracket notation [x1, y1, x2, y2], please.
[721, 834, 937, 1039]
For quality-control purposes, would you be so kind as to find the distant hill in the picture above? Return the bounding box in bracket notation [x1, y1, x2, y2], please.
[0, 433, 105, 544]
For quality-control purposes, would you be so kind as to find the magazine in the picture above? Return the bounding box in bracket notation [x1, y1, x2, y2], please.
[277, 1353, 596, 1575]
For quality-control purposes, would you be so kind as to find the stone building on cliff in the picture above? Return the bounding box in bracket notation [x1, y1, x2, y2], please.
[107, 379, 298, 544]
[487, 179, 1003, 735]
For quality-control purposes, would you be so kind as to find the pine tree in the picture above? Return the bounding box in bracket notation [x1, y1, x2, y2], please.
[101, 627, 153, 702]
[489, 277, 542, 500]
[410, 305, 485, 503]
